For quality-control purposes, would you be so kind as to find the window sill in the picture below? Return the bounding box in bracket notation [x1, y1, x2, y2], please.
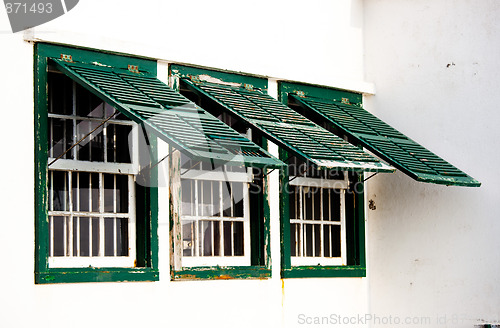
[171, 266, 271, 280]
[35, 267, 159, 284]
[281, 265, 365, 278]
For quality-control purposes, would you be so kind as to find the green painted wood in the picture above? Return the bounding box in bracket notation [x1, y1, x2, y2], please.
[282, 266, 366, 278]
[280, 80, 363, 107]
[291, 94, 481, 187]
[51, 59, 283, 169]
[183, 78, 394, 173]
[279, 150, 366, 278]
[36, 268, 159, 284]
[170, 64, 268, 92]
[35, 43, 160, 284]
[172, 266, 271, 280]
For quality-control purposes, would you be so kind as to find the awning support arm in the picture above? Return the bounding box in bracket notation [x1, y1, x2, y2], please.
[261, 154, 295, 179]
[181, 160, 202, 176]
[363, 172, 378, 182]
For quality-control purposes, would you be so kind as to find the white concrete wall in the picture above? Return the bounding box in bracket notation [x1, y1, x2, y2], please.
[0, 1, 371, 328]
[364, 1, 500, 327]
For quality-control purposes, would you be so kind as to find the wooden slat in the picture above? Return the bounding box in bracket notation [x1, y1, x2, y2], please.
[184, 78, 394, 173]
[291, 94, 480, 186]
[50, 59, 283, 169]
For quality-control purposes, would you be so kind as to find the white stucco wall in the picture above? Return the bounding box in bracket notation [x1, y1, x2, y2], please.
[0, 1, 371, 328]
[364, 1, 500, 327]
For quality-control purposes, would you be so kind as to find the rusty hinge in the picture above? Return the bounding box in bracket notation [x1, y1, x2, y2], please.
[243, 83, 254, 91]
[60, 54, 73, 62]
[128, 65, 139, 73]
[341, 97, 350, 104]
[189, 75, 201, 83]
[296, 90, 305, 97]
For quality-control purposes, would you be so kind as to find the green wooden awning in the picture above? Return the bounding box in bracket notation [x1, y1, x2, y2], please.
[182, 79, 394, 173]
[50, 58, 283, 169]
[289, 94, 480, 187]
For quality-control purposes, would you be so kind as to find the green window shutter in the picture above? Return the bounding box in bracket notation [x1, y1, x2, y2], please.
[50, 59, 283, 169]
[182, 79, 394, 173]
[290, 95, 480, 187]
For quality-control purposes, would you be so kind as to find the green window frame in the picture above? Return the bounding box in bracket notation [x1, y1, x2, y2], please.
[35, 43, 159, 284]
[278, 82, 368, 278]
[172, 66, 373, 279]
[168, 65, 273, 280]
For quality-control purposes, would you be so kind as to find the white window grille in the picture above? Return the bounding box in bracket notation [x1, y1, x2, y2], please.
[180, 163, 251, 267]
[47, 69, 138, 268]
[289, 171, 349, 266]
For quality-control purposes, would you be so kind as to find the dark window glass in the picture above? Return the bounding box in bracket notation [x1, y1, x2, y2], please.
[232, 182, 244, 218]
[106, 124, 132, 163]
[104, 174, 114, 213]
[51, 171, 68, 211]
[72, 172, 78, 211]
[201, 180, 212, 217]
[289, 186, 297, 220]
[91, 173, 99, 212]
[233, 221, 244, 256]
[212, 182, 220, 217]
[305, 224, 313, 256]
[323, 225, 331, 257]
[79, 217, 90, 257]
[200, 220, 213, 256]
[78, 172, 90, 212]
[116, 218, 128, 256]
[48, 118, 73, 159]
[181, 179, 193, 216]
[72, 217, 78, 255]
[313, 187, 321, 220]
[222, 182, 232, 217]
[213, 221, 220, 256]
[52, 216, 65, 256]
[48, 72, 72, 115]
[331, 191, 341, 222]
[331, 225, 341, 257]
[304, 188, 313, 220]
[92, 218, 99, 257]
[223, 221, 232, 256]
[104, 218, 114, 256]
[323, 189, 330, 221]
[76, 120, 104, 162]
[290, 223, 297, 257]
[76, 83, 103, 118]
[314, 224, 321, 257]
[116, 174, 128, 214]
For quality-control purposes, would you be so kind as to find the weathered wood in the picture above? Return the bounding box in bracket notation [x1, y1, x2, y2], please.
[169, 148, 182, 271]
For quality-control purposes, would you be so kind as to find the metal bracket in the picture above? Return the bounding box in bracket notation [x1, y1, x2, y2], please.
[189, 75, 200, 83]
[181, 160, 202, 176]
[128, 65, 139, 73]
[363, 172, 378, 182]
[60, 54, 73, 62]
[288, 161, 310, 183]
[146, 149, 178, 171]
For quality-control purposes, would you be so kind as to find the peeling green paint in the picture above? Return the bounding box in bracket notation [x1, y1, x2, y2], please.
[34, 43, 159, 284]
[168, 66, 273, 280]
